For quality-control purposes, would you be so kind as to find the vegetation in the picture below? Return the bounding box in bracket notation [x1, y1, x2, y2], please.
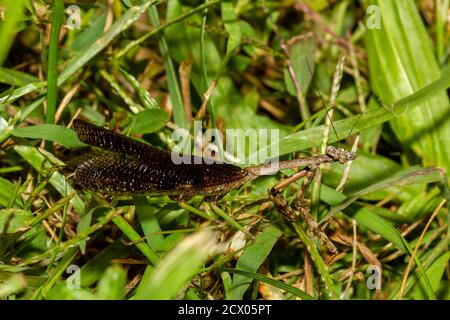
[0, 0, 449, 300]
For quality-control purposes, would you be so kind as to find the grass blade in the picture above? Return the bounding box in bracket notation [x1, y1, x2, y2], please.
[12, 124, 85, 148]
[220, 267, 315, 300]
[228, 225, 281, 299]
[134, 228, 220, 299]
[147, 2, 187, 129]
[45, 0, 64, 125]
[252, 66, 450, 161]
[365, 0, 450, 171]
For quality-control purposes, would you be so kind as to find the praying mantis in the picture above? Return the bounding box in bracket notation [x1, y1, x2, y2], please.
[64, 119, 356, 255]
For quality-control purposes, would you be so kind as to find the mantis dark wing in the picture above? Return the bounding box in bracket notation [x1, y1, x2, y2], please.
[73, 119, 164, 161]
[68, 120, 251, 196]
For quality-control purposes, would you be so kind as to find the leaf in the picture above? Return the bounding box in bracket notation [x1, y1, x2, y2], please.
[221, 1, 242, 53]
[44, 282, 98, 300]
[323, 149, 406, 196]
[0, 177, 24, 208]
[130, 109, 169, 134]
[148, 2, 188, 129]
[164, 0, 288, 135]
[284, 37, 317, 96]
[0, 0, 27, 66]
[115, 65, 160, 109]
[71, 13, 107, 52]
[77, 209, 92, 254]
[0, 1, 157, 104]
[46, 0, 64, 124]
[228, 225, 281, 299]
[0, 209, 31, 235]
[320, 185, 436, 299]
[39, 247, 78, 298]
[12, 124, 86, 148]
[320, 185, 409, 252]
[112, 215, 159, 265]
[303, 0, 329, 11]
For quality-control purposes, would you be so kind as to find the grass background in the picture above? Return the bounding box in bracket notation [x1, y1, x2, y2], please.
[0, 0, 450, 300]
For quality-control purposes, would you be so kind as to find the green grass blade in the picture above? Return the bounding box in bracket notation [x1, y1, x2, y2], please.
[252, 66, 450, 161]
[115, 65, 160, 109]
[112, 215, 159, 265]
[324, 167, 445, 222]
[45, 0, 64, 125]
[412, 252, 450, 299]
[320, 185, 436, 299]
[134, 228, 219, 299]
[12, 124, 86, 148]
[99, 70, 143, 113]
[365, 0, 450, 171]
[0, 177, 24, 208]
[391, 235, 450, 299]
[0, 1, 157, 106]
[228, 225, 281, 299]
[147, 2, 187, 129]
[59, 1, 157, 86]
[96, 264, 127, 300]
[37, 247, 78, 299]
[134, 196, 164, 251]
[13, 145, 85, 214]
[0, 67, 39, 86]
[220, 267, 315, 300]
[129, 109, 169, 134]
[291, 223, 338, 299]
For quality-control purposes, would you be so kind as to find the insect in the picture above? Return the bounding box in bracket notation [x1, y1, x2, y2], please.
[65, 119, 356, 254]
